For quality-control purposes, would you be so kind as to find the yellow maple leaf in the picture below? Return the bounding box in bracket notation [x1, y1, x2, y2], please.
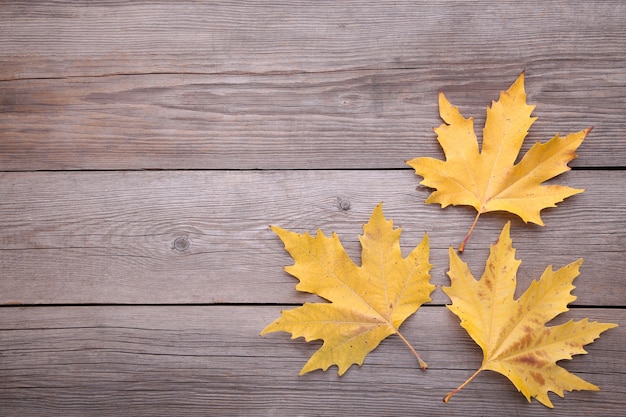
[261, 203, 434, 375]
[442, 221, 617, 408]
[407, 73, 590, 251]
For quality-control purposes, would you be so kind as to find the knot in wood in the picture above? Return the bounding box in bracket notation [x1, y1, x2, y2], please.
[173, 236, 190, 252]
[337, 197, 351, 211]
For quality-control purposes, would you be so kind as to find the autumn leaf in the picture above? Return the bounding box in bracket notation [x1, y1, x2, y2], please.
[407, 72, 589, 251]
[442, 221, 617, 408]
[261, 203, 434, 375]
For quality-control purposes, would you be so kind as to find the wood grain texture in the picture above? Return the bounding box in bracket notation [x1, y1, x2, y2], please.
[2, 1, 625, 78]
[0, 70, 623, 171]
[0, 169, 624, 306]
[1, 1, 625, 170]
[0, 305, 623, 417]
[1, 2, 624, 416]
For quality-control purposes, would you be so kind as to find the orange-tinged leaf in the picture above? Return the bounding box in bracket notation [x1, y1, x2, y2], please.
[261, 203, 434, 375]
[442, 222, 617, 407]
[407, 73, 589, 251]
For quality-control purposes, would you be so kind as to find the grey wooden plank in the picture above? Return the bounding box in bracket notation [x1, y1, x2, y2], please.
[1, 1, 624, 79]
[0, 305, 622, 416]
[1, 69, 623, 170]
[0, 169, 623, 306]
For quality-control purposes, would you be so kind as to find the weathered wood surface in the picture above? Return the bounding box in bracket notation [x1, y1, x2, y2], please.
[0, 170, 624, 306]
[1, 1, 625, 416]
[1, 1, 625, 170]
[1, 70, 624, 170]
[3, 1, 624, 79]
[1, 306, 623, 416]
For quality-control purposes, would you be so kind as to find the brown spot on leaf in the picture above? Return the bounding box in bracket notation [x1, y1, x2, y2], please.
[514, 327, 534, 350]
[530, 370, 546, 386]
[485, 276, 494, 291]
[515, 354, 538, 366]
[515, 354, 548, 368]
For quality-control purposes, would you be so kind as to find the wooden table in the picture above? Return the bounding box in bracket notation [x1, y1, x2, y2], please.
[1, 2, 624, 416]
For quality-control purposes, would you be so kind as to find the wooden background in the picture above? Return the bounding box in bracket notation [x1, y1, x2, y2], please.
[1, 1, 624, 416]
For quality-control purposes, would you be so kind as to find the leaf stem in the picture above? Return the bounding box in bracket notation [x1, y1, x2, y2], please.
[458, 211, 481, 253]
[443, 367, 483, 403]
[396, 330, 428, 370]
